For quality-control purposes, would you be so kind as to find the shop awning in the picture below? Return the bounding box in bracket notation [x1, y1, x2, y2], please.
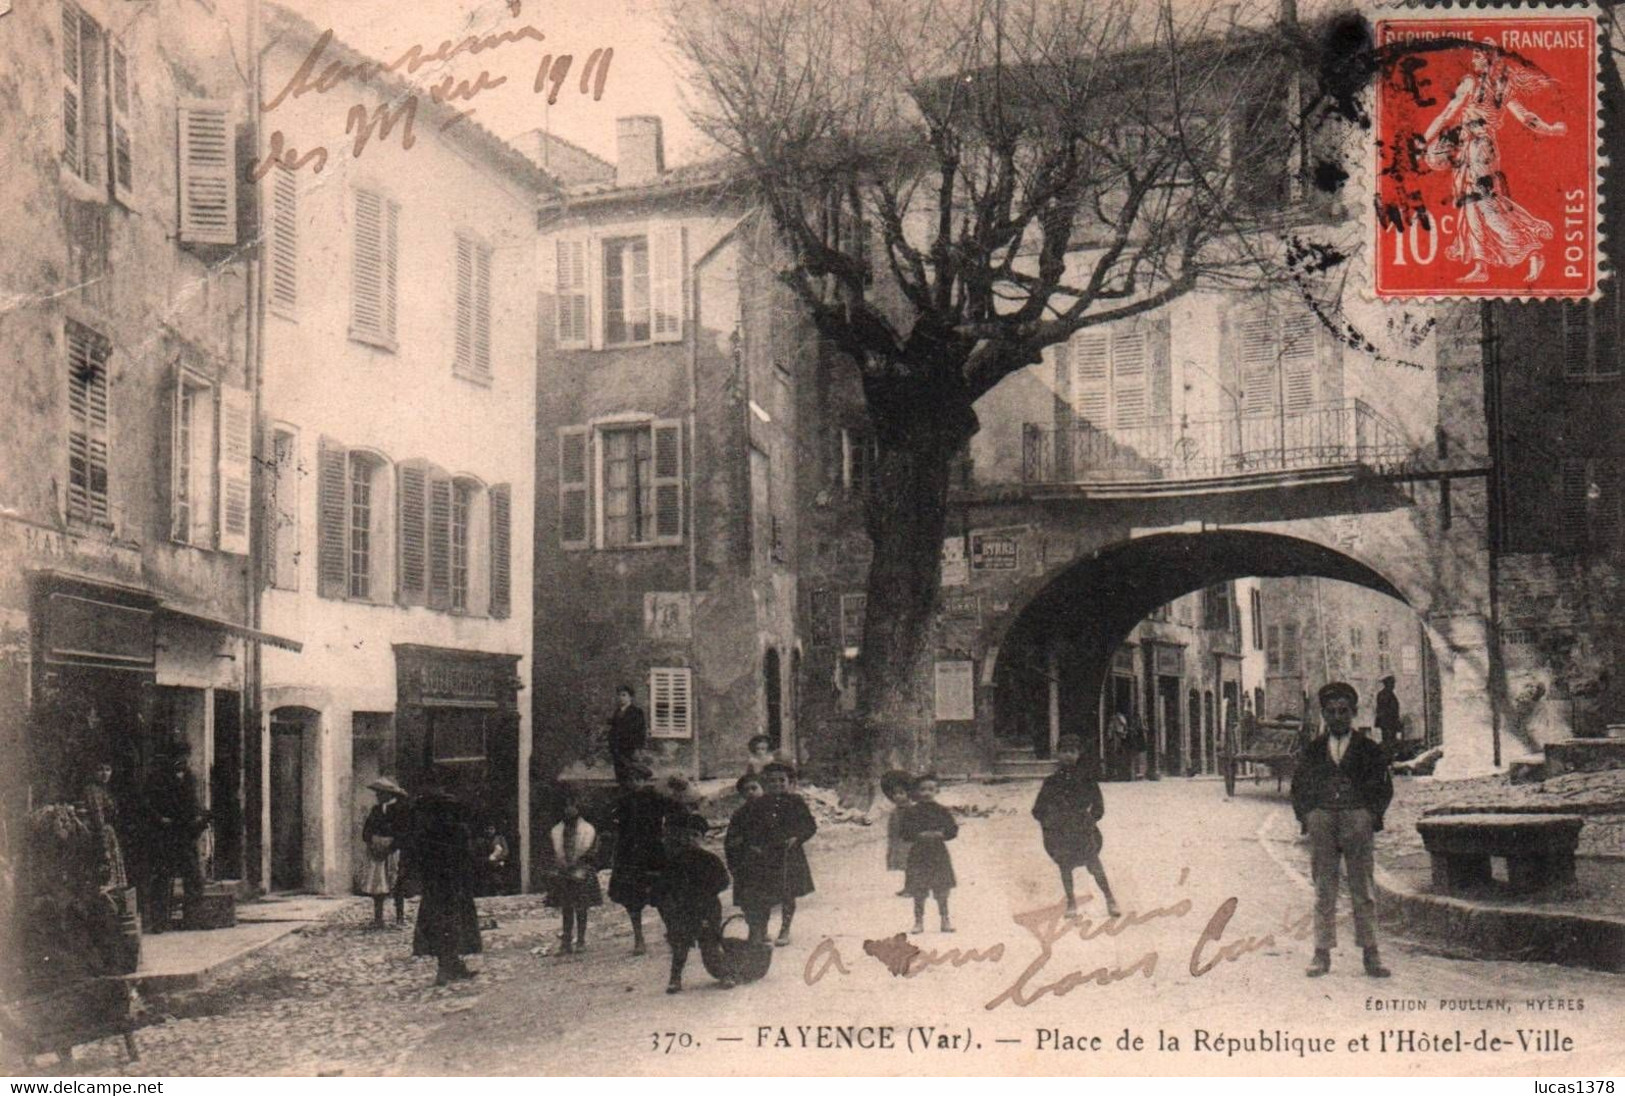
[158, 604, 304, 653]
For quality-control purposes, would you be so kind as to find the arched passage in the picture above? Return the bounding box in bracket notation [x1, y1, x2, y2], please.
[991, 530, 1430, 773]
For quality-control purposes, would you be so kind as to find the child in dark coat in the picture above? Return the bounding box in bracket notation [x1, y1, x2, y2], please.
[608, 764, 680, 956]
[899, 774, 958, 934]
[1033, 735, 1120, 919]
[651, 813, 736, 994]
[725, 761, 817, 946]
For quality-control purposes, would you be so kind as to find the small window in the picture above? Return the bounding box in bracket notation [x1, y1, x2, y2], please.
[649, 667, 693, 738]
[840, 593, 867, 656]
[429, 708, 486, 762]
[841, 427, 878, 494]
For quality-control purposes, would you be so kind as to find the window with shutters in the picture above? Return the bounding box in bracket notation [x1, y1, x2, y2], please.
[171, 373, 215, 546]
[65, 321, 111, 526]
[488, 484, 511, 618]
[268, 427, 300, 590]
[60, 4, 106, 189]
[558, 421, 682, 548]
[108, 42, 132, 204]
[602, 426, 652, 546]
[450, 480, 473, 611]
[649, 667, 693, 738]
[554, 239, 589, 349]
[841, 427, 878, 494]
[1202, 584, 1234, 632]
[317, 447, 391, 603]
[1560, 456, 1624, 554]
[1282, 622, 1300, 674]
[350, 188, 399, 349]
[1237, 306, 1320, 417]
[453, 234, 492, 381]
[1561, 290, 1623, 381]
[269, 166, 299, 317]
[603, 236, 650, 345]
[177, 100, 236, 245]
[1349, 626, 1363, 671]
[1266, 624, 1281, 671]
[1250, 588, 1264, 650]
[1067, 326, 1156, 430]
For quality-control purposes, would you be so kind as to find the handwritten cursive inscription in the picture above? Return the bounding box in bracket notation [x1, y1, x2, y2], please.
[255, 23, 613, 179]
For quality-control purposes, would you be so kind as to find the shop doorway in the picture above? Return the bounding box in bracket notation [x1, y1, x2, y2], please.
[269, 707, 315, 891]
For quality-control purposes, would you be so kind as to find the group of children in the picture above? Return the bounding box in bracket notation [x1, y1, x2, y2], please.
[543, 731, 1120, 994]
[544, 756, 818, 994]
[882, 734, 1120, 931]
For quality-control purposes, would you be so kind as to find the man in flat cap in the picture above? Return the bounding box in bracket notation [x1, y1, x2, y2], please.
[1290, 681, 1395, 978]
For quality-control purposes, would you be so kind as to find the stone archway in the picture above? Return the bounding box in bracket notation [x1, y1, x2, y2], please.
[985, 530, 1494, 777]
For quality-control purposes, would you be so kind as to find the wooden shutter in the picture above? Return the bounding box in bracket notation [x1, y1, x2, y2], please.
[351, 189, 398, 347]
[649, 225, 685, 342]
[649, 667, 693, 738]
[651, 419, 683, 544]
[1280, 311, 1317, 413]
[1240, 311, 1276, 417]
[396, 461, 429, 605]
[62, 5, 83, 177]
[109, 42, 133, 204]
[217, 386, 252, 554]
[428, 472, 453, 610]
[1071, 331, 1110, 426]
[269, 166, 299, 314]
[489, 484, 511, 618]
[169, 377, 190, 541]
[177, 99, 236, 245]
[317, 438, 348, 598]
[1594, 459, 1622, 550]
[1111, 330, 1149, 428]
[65, 322, 110, 524]
[454, 236, 493, 379]
[559, 427, 590, 548]
[555, 238, 589, 349]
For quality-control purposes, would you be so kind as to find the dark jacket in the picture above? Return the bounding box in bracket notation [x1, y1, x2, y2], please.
[651, 845, 731, 937]
[898, 800, 958, 895]
[608, 786, 680, 907]
[1375, 689, 1402, 735]
[409, 788, 481, 958]
[608, 703, 648, 758]
[1290, 732, 1394, 831]
[1032, 763, 1106, 867]
[725, 792, 817, 910]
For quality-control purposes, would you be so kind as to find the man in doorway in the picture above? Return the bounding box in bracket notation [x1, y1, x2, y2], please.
[143, 744, 208, 933]
[1290, 682, 1394, 978]
[608, 684, 649, 785]
[1375, 676, 1402, 750]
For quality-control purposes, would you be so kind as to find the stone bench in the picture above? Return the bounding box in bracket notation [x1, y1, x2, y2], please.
[1415, 813, 1584, 895]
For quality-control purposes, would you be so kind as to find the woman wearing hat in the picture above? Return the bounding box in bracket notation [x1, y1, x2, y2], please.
[361, 777, 409, 929]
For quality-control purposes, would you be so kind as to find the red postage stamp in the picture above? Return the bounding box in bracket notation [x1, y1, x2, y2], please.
[1374, 12, 1599, 299]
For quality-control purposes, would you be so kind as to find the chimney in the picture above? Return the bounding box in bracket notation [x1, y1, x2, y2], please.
[616, 116, 665, 187]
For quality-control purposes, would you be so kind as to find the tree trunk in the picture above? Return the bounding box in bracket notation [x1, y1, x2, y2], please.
[852, 433, 957, 784]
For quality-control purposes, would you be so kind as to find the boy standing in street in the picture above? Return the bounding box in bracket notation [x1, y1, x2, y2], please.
[652, 813, 736, 994]
[1032, 734, 1120, 919]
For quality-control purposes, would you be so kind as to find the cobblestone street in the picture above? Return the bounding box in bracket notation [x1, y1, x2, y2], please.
[36, 781, 1625, 1077]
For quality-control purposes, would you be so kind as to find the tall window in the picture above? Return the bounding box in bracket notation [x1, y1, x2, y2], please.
[171, 376, 215, 545]
[603, 236, 650, 345]
[450, 480, 472, 611]
[1250, 588, 1264, 649]
[1203, 584, 1235, 632]
[65, 321, 111, 525]
[60, 4, 103, 186]
[602, 426, 652, 546]
[269, 166, 299, 315]
[1238, 306, 1320, 416]
[1068, 326, 1154, 429]
[348, 456, 374, 599]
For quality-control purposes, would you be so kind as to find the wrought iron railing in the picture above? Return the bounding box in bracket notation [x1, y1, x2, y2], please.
[1021, 400, 1412, 485]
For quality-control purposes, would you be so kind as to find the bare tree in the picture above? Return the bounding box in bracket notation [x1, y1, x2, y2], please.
[671, 0, 1308, 781]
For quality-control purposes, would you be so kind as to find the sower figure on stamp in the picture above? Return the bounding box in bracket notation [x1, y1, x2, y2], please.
[725, 761, 816, 947]
[651, 813, 736, 994]
[1290, 682, 1395, 979]
[1033, 735, 1120, 920]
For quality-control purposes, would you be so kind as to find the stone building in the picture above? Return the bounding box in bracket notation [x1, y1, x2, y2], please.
[253, 7, 547, 894]
[530, 118, 808, 796]
[0, 0, 276, 884]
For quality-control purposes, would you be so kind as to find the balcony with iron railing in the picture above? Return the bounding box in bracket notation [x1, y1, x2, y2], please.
[1021, 400, 1413, 487]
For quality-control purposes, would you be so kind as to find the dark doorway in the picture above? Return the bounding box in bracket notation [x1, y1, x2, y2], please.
[211, 690, 243, 880]
[269, 710, 309, 891]
[1156, 676, 1180, 777]
[1184, 691, 1200, 777]
[1202, 691, 1216, 776]
[763, 648, 783, 750]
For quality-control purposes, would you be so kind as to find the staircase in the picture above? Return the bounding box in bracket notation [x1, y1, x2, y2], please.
[992, 745, 1057, 780]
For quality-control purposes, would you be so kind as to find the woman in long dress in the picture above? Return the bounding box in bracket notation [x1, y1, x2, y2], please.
[1422, 47, 1567, 283]
[80, 759, 128, 891]
[360, 778, 409, 928]
[408, 768, 481, 985]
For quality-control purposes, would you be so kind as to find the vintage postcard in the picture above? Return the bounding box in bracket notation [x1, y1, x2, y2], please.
[1, 0, 1623, 1080]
